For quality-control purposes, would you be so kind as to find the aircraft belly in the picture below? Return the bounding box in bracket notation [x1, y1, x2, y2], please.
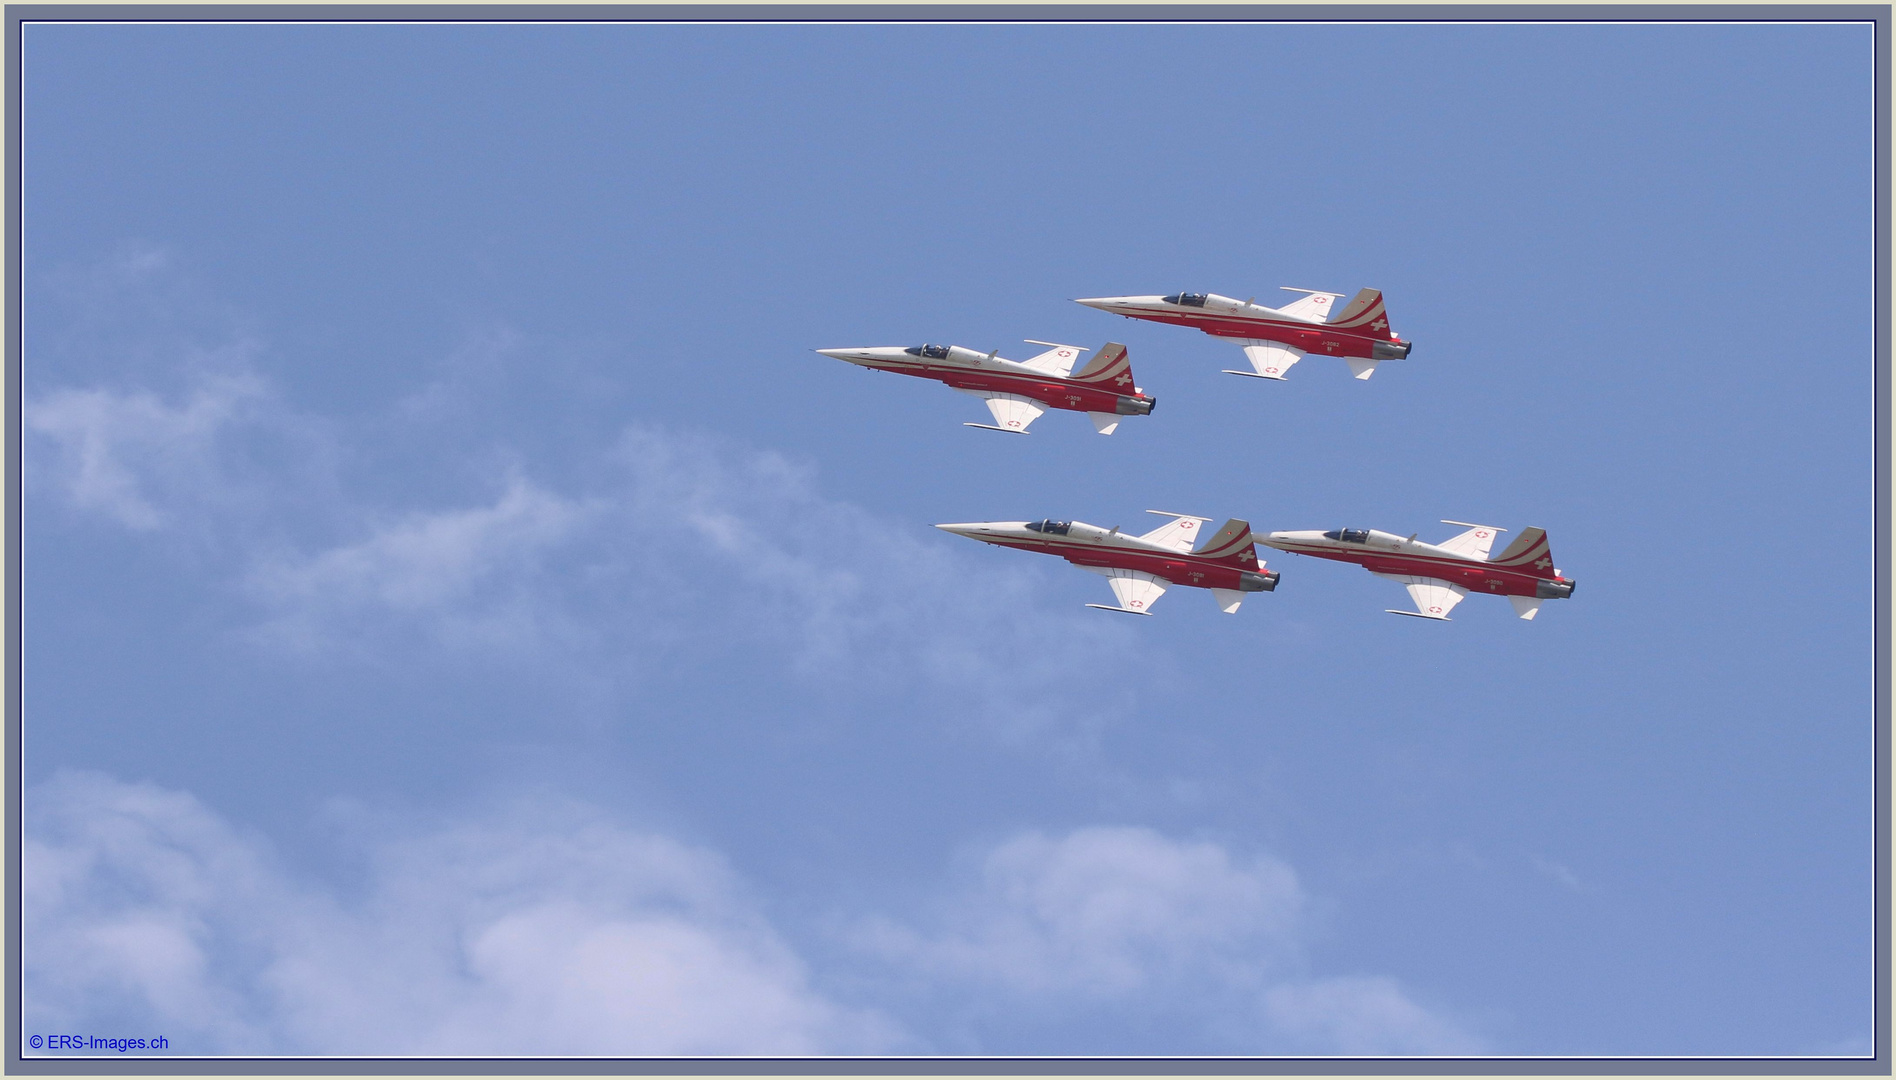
[941, 373, 1107, 413]
[1064, 551, 1237, 590]
[1365, 559, 1539, 596]
[1199, 322, 1379, 358]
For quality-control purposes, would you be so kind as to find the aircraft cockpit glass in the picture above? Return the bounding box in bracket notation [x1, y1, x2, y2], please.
[1323, 528, 1371, 543]
[1162, 293, 1210, 307]
[904, 344, 952, 359]
[1026, 520, 1072, 535]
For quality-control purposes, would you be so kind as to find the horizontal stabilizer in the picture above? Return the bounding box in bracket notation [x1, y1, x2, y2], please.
[1210, 588, 1245, 614]
[1509, 596, 1544, 620]
[1345, 357, 1380, 380]
[1087, 412, 1121, 435]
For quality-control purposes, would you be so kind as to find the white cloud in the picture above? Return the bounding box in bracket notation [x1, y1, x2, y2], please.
[250, 474, 585, 612]
[226, 421, 1140, 746]
[242, 471, 594, 655]
[862, 826, 1301, 997]
[853, 826, 1486, 1055]
[25, 371, 267, 530]
[27, 773, 1486, 1058]
[25, 771, 897, 1056]
[1264, 976, 1486, 1055]
[592, 427, 1142, 742]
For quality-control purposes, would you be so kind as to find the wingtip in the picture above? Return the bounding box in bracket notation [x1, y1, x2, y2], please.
[1084, 603, 1154, 617]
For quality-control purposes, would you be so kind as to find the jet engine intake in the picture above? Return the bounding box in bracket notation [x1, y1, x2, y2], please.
[1536, 578, 1575, 599]
[1239, 570, 1280, 593]
[1115, 394, 1157, 416]
[1371, 340, 1413, 361]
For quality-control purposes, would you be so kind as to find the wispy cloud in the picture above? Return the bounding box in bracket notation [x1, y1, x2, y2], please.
[851, 825, 1485, 1054]
[218, 418, 1141, 745]
[25, 771, 900, 1056]
[1264, 976, 1486, 1055]
[27, 773, 1483, 1058]
[243, 470, 595, 655]
[24, 255, 1485, 1058]
[25, 372, 268, 531]
[860, 826, 1301, 998]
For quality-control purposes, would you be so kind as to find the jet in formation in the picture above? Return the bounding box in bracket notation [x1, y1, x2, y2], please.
[1259, 521, 1574, 620]
[815, 340, 1155, 434]
[935, 512, 1279, 616]
[1074, 287, 1412, 381]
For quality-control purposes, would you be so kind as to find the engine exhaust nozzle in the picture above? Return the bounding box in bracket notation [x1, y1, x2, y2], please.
[1239, 569, 1280, 593]
[1537, 578, 1574, 600]
[1116, 394, 1156, 416]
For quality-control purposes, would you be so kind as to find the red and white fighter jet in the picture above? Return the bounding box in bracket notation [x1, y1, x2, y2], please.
[1074, 287, 1412, 381]
[936, 512, 1279, 615]
[815, 341, 1154, 434]
[1259, 522, 1575, 621]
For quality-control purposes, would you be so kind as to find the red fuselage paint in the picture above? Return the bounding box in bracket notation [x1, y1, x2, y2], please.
[987, 533, 1262, 591]
[1120, 309, 1400, 360]
[862, 356, 1146, 415]
[1266, 539, 1568, 599]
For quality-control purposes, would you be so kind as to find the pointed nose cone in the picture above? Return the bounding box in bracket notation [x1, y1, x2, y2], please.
[934, 522, 989, 539]
[816, 348, 861, 361]
[1076, 296, 1170, 318]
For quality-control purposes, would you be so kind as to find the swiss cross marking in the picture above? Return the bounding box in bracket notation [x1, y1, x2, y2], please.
[1115, 373, 1131, 386]
[1535, 556, 1552, 569]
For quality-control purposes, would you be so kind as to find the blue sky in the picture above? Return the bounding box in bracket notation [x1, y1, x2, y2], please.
[19, 19, 1875, 1057]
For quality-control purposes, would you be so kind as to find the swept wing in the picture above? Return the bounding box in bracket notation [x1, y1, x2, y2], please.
[1083, 568, 1167, 615]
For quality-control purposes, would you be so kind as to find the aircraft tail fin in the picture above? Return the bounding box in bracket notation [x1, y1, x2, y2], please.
[1070, 342, 1134, 388]
[1490, 527, 1556, 576]
[1330, 288, 1390, 334]
[1193, 518, 1261, 567]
